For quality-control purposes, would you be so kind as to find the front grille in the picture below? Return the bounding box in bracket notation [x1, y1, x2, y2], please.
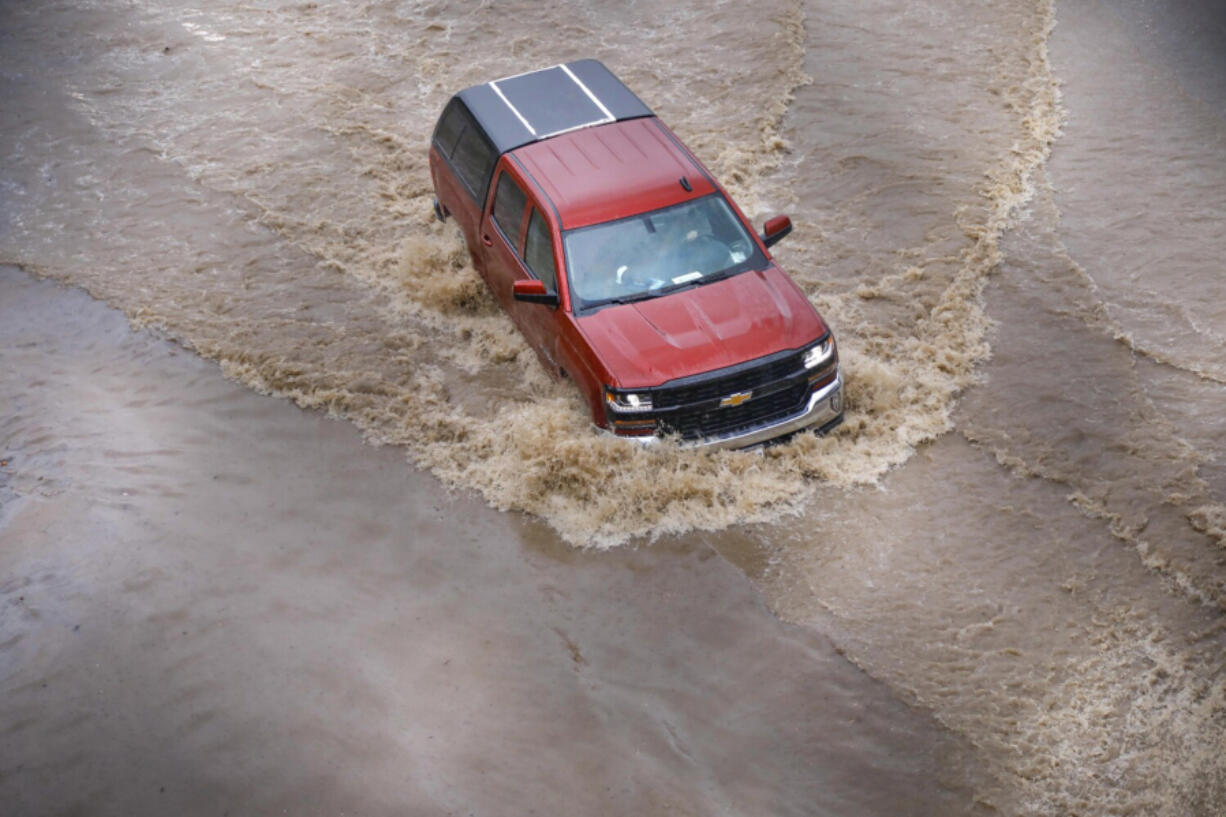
[605, 339, 837, 442]
[652, 348, 805, 409]
[659, 381, 811, 440]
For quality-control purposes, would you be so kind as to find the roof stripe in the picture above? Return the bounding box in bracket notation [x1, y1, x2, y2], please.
[559, 63, 615, 121]
[488, 80, 537, 136]
[491, 63, 617, 141]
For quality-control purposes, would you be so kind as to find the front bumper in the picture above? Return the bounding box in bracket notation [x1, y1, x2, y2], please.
[626, 371, 844, 451]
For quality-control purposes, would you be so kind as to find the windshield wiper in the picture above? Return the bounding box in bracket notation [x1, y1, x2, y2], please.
[694, 267, 741, 286]
[589, 273, 729, 310]
[597, 291, 659, 307]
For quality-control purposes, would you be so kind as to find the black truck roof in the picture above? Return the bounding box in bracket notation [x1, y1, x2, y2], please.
[454, 59, 654, 156]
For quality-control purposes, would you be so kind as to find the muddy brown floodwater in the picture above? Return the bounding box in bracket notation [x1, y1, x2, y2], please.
[0, 267, 986, 815]
[2, 0, 1225, 814]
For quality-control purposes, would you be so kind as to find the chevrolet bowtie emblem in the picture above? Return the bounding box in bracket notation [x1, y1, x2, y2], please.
[719, 390, 753, 408]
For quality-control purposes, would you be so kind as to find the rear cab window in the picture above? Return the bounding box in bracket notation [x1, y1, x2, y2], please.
[433, 99, 497, 202]
[432, 99, 466, 158]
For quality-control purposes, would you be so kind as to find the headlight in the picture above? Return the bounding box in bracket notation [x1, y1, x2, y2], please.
[803, 336, 836, 370]
[605, 388, 653, 413]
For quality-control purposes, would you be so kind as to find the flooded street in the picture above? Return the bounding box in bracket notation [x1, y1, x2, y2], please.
[0, 268, 984, 816]
[2, 0, 1225, 814]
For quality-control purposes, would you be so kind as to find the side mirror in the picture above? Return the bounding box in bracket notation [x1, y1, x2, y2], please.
[512, 279, 559, 307]
[761, 215, 793, 248]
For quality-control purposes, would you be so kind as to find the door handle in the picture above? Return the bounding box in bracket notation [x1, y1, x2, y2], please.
[482, 234, 493, 247]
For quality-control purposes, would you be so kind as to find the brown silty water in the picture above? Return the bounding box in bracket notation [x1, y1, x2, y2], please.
[1, 0, 1225, 814]
[0, 267, 989, 816]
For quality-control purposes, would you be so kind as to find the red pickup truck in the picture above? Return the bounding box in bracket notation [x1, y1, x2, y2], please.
[429, 60, 843, 448]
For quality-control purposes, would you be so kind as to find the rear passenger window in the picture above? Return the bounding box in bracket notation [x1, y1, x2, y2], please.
[432, 99, 466, 158]
[492, 172, 527, 243]
[524, 209, 557, 292]
[452, 125, 496, 200]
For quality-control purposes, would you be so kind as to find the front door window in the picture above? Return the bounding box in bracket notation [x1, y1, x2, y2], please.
[523, 208, 557, 293]
[492, 171, 527, 247]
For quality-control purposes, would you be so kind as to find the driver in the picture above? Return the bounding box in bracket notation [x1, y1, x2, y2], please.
[616, 209, 709, 292]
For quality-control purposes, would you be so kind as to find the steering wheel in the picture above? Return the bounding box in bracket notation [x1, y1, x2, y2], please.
[616, 264, 665, 291]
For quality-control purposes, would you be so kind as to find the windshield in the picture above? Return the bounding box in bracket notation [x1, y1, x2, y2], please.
[563, 194, 766, 310]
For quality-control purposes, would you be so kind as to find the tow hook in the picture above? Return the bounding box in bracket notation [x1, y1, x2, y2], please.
[432, 197, 447, 223]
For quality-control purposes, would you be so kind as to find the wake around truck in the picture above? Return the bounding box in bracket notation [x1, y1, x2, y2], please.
[429, 60, 843, 448]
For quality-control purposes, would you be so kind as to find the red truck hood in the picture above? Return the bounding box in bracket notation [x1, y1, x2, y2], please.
[577, 265, 827, 388]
